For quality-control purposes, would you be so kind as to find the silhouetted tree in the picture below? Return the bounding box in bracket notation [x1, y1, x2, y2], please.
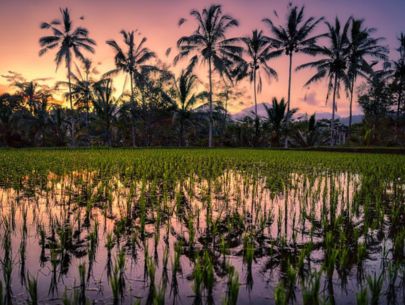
[297, 18, 351, 146]
[263, 4, 324, 146]
[176, 4, 242, 147]
[236, 29, 280, 138]
[106, 30, 156, 146]
[347, 18, 387, 134]
[39, 8, 96, 145]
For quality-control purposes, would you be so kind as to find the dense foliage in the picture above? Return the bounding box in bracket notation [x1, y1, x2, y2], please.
[0, 4, 404, 148]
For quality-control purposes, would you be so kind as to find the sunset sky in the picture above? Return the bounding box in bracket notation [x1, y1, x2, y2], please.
[1, 0, 404, 116]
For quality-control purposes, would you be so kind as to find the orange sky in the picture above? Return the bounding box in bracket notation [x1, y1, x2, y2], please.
[1, 0, 404, 116]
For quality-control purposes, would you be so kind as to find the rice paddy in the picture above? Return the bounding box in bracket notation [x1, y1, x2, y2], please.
[0, 149, 404, 305]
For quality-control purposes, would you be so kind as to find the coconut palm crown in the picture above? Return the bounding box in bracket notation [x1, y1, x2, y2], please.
[175, 4, 242, 147]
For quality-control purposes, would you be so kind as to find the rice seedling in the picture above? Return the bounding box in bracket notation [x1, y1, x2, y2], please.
[202, 250, 215, 295]
[110, 249, 127, 303]
[367, 272, 384, 305]
[153, 283, 165, 305]
[222, 268, 239, 305]
[146, 255, 156, 288]
[110, 265, 121, 304]
[192, 256, 203, 298]
[274, 282, 288, 305]
[0, 149, 403, 304]
[356, 288, 368, 305]
[1, 221, 13, 305]
[26, 273, 38, 305]
[302, 271, 321, 305]
[72, 263, 89, 305]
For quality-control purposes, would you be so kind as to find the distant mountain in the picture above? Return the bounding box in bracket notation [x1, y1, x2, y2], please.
[231, 104, 364, 125]
[339, 115, 364, 125]
[296, 112, 334, 120]
[231, 103, 270, 119]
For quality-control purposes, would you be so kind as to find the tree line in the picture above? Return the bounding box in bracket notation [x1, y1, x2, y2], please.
[0, 3, 404, 147]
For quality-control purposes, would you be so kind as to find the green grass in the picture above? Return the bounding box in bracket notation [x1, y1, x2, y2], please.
[0, 148, 404, 184]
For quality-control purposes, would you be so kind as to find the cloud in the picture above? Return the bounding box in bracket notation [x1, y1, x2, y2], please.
[299, 91, 322, 106]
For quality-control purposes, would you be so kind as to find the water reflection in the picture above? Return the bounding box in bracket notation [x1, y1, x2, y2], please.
[0, 169, 403, 304]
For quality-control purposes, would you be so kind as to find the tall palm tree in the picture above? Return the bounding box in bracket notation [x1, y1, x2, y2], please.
[170, 70, 203, 146]
[236, 29, 281, 137]
[263, 5, 324, 113]
[106, 30, 156, 147]
[347, 18, 387, 134]
[39, 8, 96, 145]
[297, 18, 351, 146]
[175, 4, 242, 147]
[263, 5, 324, 147]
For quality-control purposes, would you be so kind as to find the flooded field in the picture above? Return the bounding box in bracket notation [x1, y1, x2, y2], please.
[0, 149, 404, 305]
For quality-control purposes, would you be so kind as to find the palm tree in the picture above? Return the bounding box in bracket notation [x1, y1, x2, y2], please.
[14, 81, 41, 114]
[106, 30, 156, 147]
[0, 93, 22, 144]
[385, 33, 405, 121]
[291, 114, 328, 147]
[263, 5, 324, 147]
[47, 106, 68, 146]
[263, 97, 296, 147]
[175, 4, 242, 147]
[347, 18, 387, 134]
[170, 70, 202, 146]
[10, 81, 54, 146]
[39, 8, 96, 145]
[58, 59, 98, 128]
[359, 69, 392, 119]
[236, 29, 281, 137]
[297, 18, 351, 146]
[92, 79, 119, 146]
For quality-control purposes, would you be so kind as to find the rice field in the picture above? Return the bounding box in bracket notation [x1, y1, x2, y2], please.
[0, 149, 404, 305]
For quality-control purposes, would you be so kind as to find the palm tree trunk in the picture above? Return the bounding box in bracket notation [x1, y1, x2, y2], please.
[287, 54, 293, 113]
[396, 86, 403, 143]
[348, 78, 355, 137]
[397, 85, 402, 121]
[180, 119, 184, 147]
[284, 54, 293, 148]
[253, 69, 259, 142]
[208, 57, 213, 148]
[130, 72, 136, 147]
[85, 72, 90, 145]
[331, 74, 338, 147]
[131, 125, 136, 147]
[107, 119, 111, 147]
[67, 64, 76, 147]
[85, 107, 89, 128]
[253, 70, 258, 117]
[85, 105, 90, 146]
